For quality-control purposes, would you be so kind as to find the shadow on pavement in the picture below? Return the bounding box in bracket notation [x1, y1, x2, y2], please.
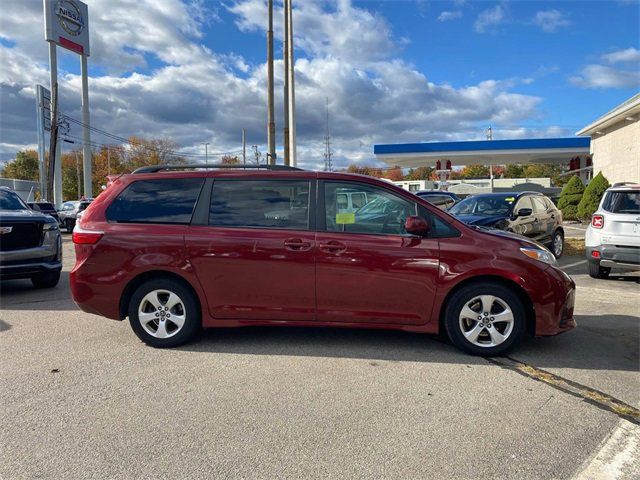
[0, 272, 77, 312]
[178, 312, 639, 373]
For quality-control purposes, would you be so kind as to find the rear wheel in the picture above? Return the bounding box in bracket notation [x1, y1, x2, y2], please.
[551, 230, 564, 258]
[588, 261, 610, 279]
[128, 278, 201, 348]
[445, 283, 526, 356]
[31, 269, 61, 289]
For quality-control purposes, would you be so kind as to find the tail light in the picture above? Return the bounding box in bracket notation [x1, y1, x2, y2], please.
[591, 214, 604, 229]
[72, 228, 104, 245]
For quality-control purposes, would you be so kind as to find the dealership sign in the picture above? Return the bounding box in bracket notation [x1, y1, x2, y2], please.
[44, 0, 90, 56]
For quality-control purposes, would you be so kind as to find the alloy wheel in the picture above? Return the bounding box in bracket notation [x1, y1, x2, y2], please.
[137, 289, 186, 339]
[458, 295, 515, 348]
[553, 234, 563, 257]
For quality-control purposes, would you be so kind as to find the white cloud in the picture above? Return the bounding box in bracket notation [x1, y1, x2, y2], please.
[602, 47, 640, 64]
[0, 0, 547, 169]
[570, 64, 640, 89]
[532, 10, 571, 33]
[438, 11, 462, 22]
[474, 5, 504, 33]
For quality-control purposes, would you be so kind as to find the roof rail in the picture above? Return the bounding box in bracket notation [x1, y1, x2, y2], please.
[611, 182, 638, 188]
[132, 164, 302, 174]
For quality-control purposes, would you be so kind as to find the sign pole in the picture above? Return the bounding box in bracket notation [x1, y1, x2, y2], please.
[48, 41, 61, 206]
[80, 54, 92, 197]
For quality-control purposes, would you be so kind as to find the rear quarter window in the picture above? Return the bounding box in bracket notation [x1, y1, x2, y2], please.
[602, 191, 640, 214]
[106, 178, 204, 224]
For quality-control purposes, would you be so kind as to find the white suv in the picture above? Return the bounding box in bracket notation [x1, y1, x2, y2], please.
[585, 183, 640, 278]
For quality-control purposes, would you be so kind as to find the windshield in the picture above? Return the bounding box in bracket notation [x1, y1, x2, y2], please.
[0, 190, 29, 211]
[602, 191, 640, 214]
[449, 195, 515, 216]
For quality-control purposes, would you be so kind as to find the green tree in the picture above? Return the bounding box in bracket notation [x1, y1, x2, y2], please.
[557, 175, 585, 221]
[1, 150, 40, 180]
[505, 164, 524, 178]
[577, 172, 610, 221]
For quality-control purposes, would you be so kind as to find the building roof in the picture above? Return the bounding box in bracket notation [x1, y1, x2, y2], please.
[374, 137, 590, 168]
[576, 93, 640, 136]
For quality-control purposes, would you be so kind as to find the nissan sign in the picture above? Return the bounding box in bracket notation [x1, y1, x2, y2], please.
[44, 0, 90, 56]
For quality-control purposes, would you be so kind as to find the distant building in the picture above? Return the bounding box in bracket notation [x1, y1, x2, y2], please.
[0, 178, 39, 201]
[393, 177, 558, 198]
[576, 93, 640, 184]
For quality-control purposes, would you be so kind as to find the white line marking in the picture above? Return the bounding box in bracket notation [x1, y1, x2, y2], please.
[562, 259, 588, 269]
[573, 419, 640, 479]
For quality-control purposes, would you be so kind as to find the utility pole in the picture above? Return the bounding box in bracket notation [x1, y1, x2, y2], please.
[74, 151, 81, 199]
[266, 0, 276, 164]
[283, 0, 290, 166]
[242, 129, 246, 165]
[285, 0, 297, 167]
[323, 97, 332, 172]
[201, 142, 209, 166]
[487, 126, 494, 191]
[47, 77, 59, 204]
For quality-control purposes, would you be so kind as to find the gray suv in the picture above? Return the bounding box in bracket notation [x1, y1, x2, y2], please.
[58, 200, 92, 232]
[0, 187, 62, 288]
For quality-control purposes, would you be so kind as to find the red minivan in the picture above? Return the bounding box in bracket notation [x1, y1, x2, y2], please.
[70, 165, 575, 356]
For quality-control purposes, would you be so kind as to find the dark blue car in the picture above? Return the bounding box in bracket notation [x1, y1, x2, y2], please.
[448, 192, 565, 257]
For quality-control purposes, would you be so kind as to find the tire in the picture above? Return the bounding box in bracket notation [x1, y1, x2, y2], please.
[550, 229, 564, 258]
[65, 218, 74, 233]
[128, 278, 201, 348]
[31, 269, 61, 289]
[445, 283, 526, 356]
[588, 261, 610, 279]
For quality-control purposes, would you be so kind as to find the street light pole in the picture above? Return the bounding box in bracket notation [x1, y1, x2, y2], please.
[266, 0, 276, 164]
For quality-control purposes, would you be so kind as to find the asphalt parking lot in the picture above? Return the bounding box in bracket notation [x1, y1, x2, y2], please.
[1, 237, 638, 479]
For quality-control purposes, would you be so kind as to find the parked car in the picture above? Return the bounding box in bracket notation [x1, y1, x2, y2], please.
[58, 199, 92, 232]
[448, 192, 564, 258]
[0, 187, 62, 288]
[70, 166, 575, 356]
[414, 190, 460, 210]
[585, 182, 640, 278]
[28, 201, 59, 222]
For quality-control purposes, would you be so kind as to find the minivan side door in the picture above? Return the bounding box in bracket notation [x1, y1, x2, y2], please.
[185, 177, 317, 322]
[315, 180, 440, 326]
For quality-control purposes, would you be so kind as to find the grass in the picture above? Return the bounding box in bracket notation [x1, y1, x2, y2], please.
[564, 237, 585, 256]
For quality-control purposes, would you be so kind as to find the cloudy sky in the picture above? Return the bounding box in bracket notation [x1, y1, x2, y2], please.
[0, 0, 639, 169]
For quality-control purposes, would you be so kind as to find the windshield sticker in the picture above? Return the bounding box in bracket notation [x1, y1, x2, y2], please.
[336, 212, 356, 224]
[505, 197, 515, 203]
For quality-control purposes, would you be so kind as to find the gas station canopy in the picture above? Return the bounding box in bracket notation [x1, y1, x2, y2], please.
[374, 137, 590, 168]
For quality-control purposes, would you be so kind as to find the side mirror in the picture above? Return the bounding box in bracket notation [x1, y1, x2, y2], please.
[515, 207, 533, 218]
[405, 216, 430, 236]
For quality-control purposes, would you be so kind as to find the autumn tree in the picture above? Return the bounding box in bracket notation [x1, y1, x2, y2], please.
[404, 166, 433, 180]
[460, 164, 490, 179]
[221, 155, 241, 165]
[383, 166, 404, 181]
[1, 150, 40, 180]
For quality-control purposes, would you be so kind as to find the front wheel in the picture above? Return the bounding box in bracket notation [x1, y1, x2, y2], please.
[588, 261, 610, 279]
[551, 230, 564, 258]
[128, 278, 201, 348]
[31, 269, 61, 289]
[445, 283, 526, 356]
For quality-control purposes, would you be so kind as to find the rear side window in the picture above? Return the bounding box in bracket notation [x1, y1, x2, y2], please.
[106, 178, 204, 224]
[602, 191, 640, 214]
[210, 180, 310, 230]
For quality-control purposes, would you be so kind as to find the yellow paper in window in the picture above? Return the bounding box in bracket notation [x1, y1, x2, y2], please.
[336, 212, 356, 224]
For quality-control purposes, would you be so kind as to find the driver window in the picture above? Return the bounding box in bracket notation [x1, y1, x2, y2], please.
[514, 197, 533, 215]
[324, 182, 416, 235]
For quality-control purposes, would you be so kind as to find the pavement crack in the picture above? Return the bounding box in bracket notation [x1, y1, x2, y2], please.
[487, 356, 640, 425]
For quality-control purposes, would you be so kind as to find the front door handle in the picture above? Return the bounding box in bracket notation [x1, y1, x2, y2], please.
[284, 238, 312, 251]
[319, 240, 347, 254]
